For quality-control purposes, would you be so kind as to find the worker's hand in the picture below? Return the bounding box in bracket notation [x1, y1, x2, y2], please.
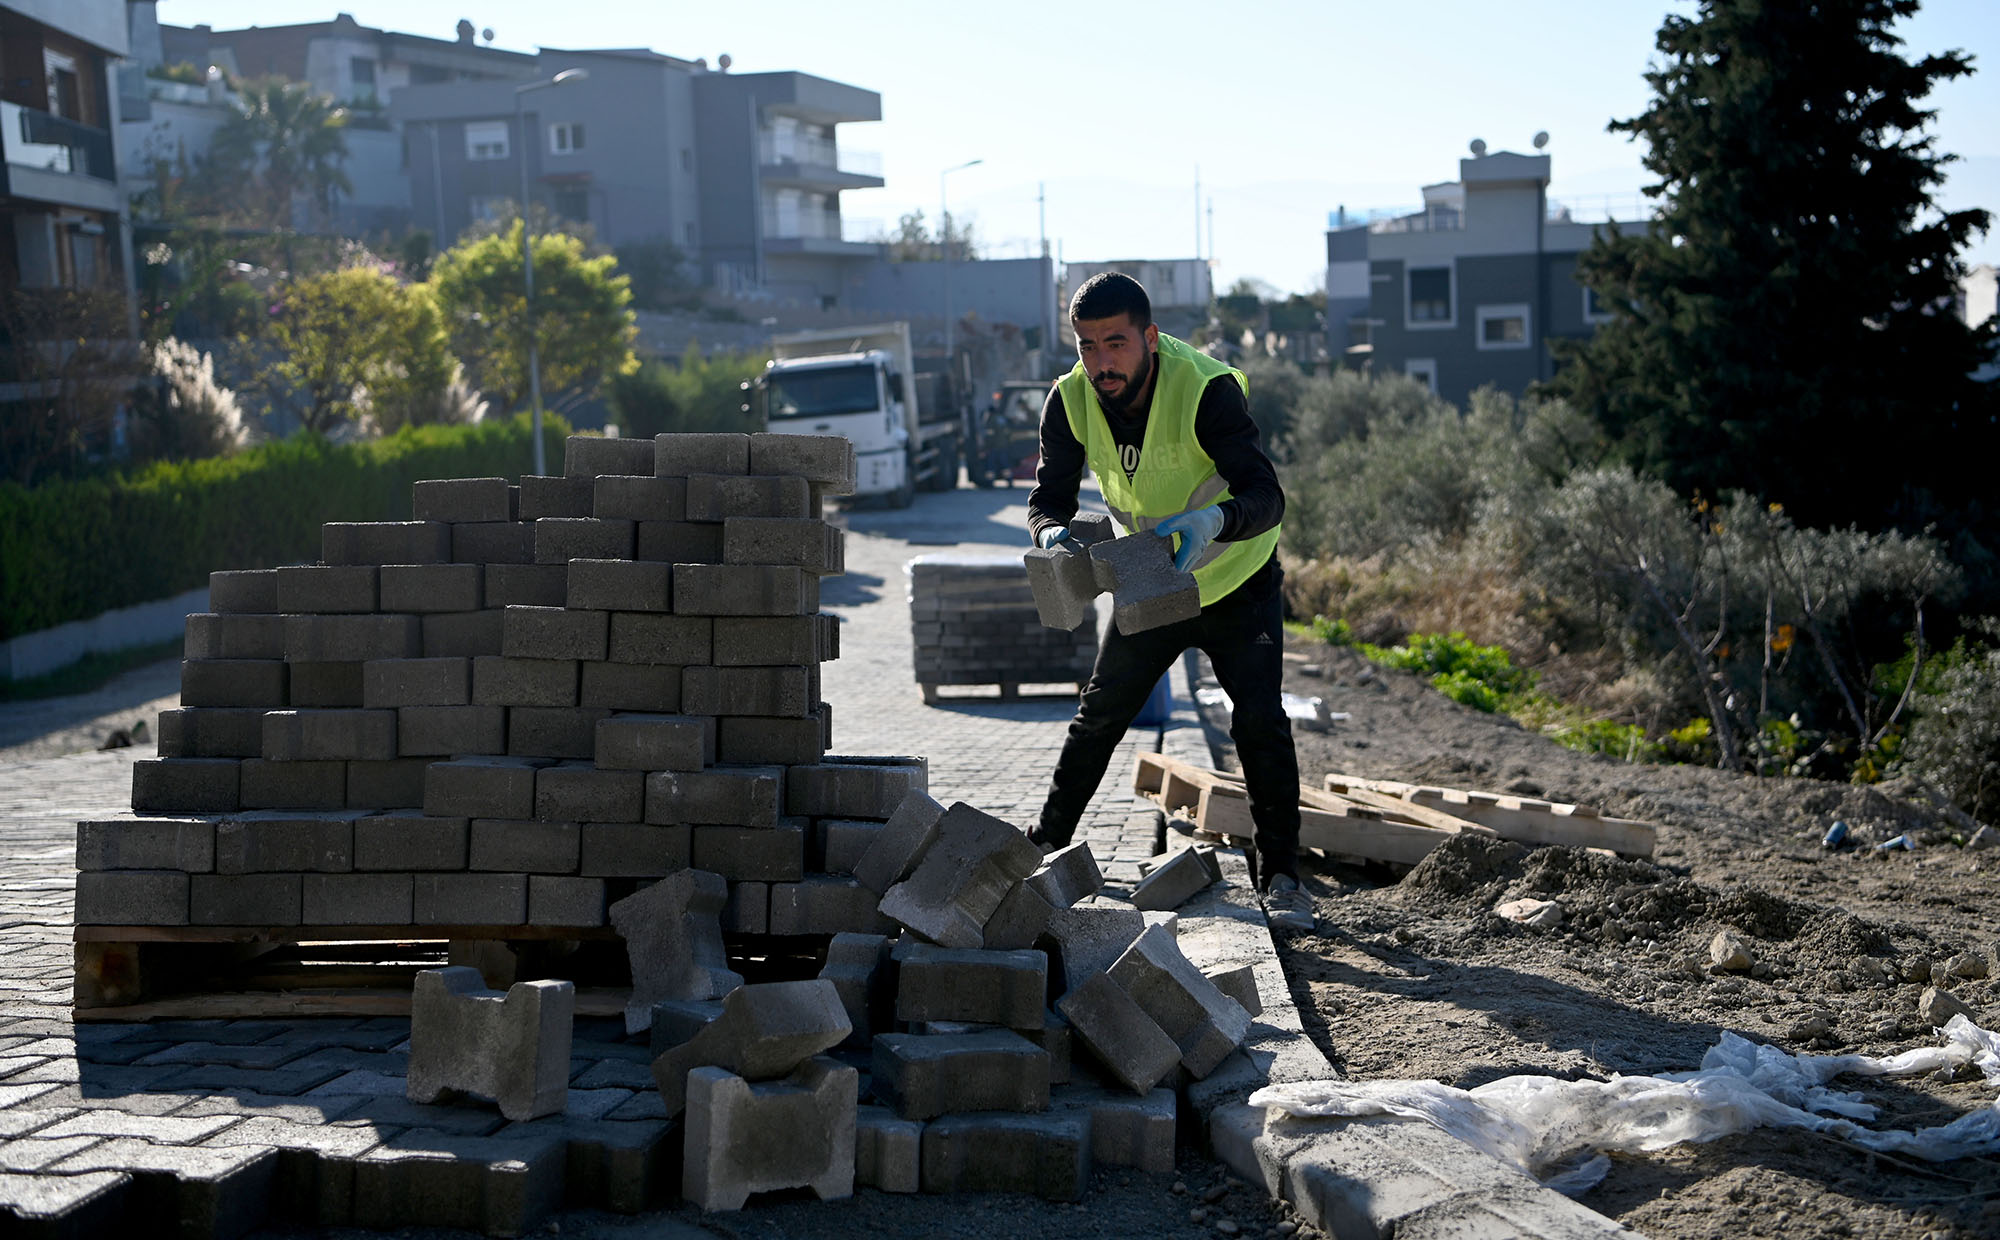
[1037, 526, 1072, 550]
[1155, 506, 1225, 573]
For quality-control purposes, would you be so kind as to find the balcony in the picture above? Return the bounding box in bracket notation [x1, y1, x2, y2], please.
[760, 207, 884, 257]
[758, 131, 884, 190]
[1, 103, 118, 211]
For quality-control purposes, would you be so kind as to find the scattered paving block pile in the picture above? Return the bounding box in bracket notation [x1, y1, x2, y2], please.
[906, 554, 1097, 702]
[1024, 511, 1202, 636]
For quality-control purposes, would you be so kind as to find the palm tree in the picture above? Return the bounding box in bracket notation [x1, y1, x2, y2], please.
[204, 78, 352, 231]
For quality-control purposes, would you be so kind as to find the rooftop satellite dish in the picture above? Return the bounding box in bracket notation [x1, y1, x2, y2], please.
[695, 57, 707, 69]
[1533, 130, 1550, 150]
[481, 27, 494, 42]
[1469, 138, 1487, 157]
[718, 53, 732, 71]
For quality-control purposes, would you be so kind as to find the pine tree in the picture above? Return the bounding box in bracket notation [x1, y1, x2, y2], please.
[1552, 0, 1996, 543]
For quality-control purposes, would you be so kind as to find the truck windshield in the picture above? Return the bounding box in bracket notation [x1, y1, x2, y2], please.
[766, 364, 879, 419]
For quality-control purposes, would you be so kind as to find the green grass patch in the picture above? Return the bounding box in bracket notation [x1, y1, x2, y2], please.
[0, 638, 181, 703]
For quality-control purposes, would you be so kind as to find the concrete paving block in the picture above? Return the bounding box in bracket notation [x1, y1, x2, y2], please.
[711, 614, 837, 667]
[534, 517, 635, 564]
[406, 966, 574, 1121]
[132, 758, 241, 814]
[450, 520, 536, 566]
[74, 871, 189, 925]
[879, 802, 1042, 949]
[77, 816, 216, 872]
[421, 608, 506, 658]
[44, 1138, 278, 1240]
[671, 564, 817, 616]
[566, 558, 672, 612]
[414, 873, 529, 924]
[414, 476, 513, 523]
[362, 657, 471, 708]
[690, 822, 806, 883]
[483, 563, 567, 607]
[851, 789, 945, 895]
[0, 1168, 131, 1235]
[870, 1030, 1049, 1121]
[785, 756, 927, 819]
[1056, 972, 1182, 1095]
[322, 520, 452, 565]
[919, 1110, 1089, 1201]
[636, 520, 724, 564]
[1042, 904, 1176, 993]
[579, 660, 682, 712]
[1024, 539, 1102, 632]
[355, 812, 468, 870]
[470, 817, 581, 873]
[472, 656, 578, 707]
[565, 434, 658, 479]
[748, 432, 855, 490]
[579, 822, 690, 877]
[1107, 923, 1251, 1079]
[190, 873, 303, 925]
[812, 819, 880, 876]
[528, 875, 606, 926]
[285, 660, 365, 707]
[183, 612, 287, 659]
[855, 1105, 920, 1193]
[818, 932, 894, 1048]
[656, 431, 749, 477]
[380, 563, 483, 613]
[594, 474, 686, 521]
[595, 713, 713, 772]
[346, 755, 430, 808]
[261, 709, 397, 761]
[1130, 844, 1222, 911]
[769, 876, 896, 936]
[1206, 964, 1262, 1018]
[216, 812, 356, 873]
[1050, 1084, 1176, 1173]
[520, 473, 595, 519]
[396, 705, 507, 757]
[716, 711, 829, 766]
[723, 517, 841, 574]
[723, 880, 768, 934]
[1027, 842, 1107, 909]
[1089, 530, 1202, 635]
[157, 707, 266, 758]
[645, 765, 783, 827]
[179, 659, 286, 709]
[350, 1127, 566, 1235]
[496, 1114, 671, 1215]
[210, 567, 280, 613]
[276, 563, 378, 613]
[609, 869, 742, 1031]
[682, 1058, 856, 1211]
[303, 873, 414, 924]
[682, 665, 816, 718]
[508, 706, 609, 760]
[649, 980, 851, 1115]
[980, 880, 1056, 950]
[535, 762, 644, 823]
[284, 614, 422, 662]
[238, 757, 348, 809]
[606, 612, 712, 665]
[501, 606, 608, 661]
[892, 942, 1047, 1029]
[424, 755, 548, 820]
[685, 473, 812, 521]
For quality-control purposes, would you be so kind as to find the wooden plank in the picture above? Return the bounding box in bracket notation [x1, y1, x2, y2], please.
[74, 987, 629, 1023]
[1302, 783, 1491, 836]
[74, 924, 621, 944]
[1196, 783, 1455, 867]
[1323, 772, 1657, 857]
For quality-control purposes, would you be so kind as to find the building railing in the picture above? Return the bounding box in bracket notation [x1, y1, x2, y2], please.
[758, 130, 882, 178]
[761, 207, 883, 244]
[1, 103, 115, 182]
[1546, 193, 1655, 226]
[1370, 205, 1462, 234]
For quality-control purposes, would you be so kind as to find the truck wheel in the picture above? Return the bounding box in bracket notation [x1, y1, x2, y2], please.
[926, 435, 959, 492]
[891, 453, 917, 508]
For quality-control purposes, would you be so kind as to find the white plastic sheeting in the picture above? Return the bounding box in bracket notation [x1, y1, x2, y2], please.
[1249, 1016, 2000, 1194]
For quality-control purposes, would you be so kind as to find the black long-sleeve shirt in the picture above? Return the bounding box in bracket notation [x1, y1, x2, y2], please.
[1027, 369, 1286, 552]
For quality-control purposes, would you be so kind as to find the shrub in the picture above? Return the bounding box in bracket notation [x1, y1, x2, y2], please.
[608, 343, 767, 438]
[250, 267, 453, 436]
[1553, 719, 1658, 762]
[1895, 622, 2000, 821]
[125, 337, 251, 464]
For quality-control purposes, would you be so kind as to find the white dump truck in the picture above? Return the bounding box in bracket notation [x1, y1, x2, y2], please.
[749, 323, 962, 506]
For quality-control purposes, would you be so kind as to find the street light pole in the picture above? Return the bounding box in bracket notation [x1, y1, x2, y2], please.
[514, 68, 589, 476]
[939, 158, 982, 389]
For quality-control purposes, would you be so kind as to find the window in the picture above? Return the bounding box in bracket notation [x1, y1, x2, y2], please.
[551, 185, 589, 223]
[1583, 286, 1615, 323]
[1475, 303, 1532, 350]
[44, 50, 82, 121]
[351, 57, 376, 86]
[1407, 265, 1453, 327]
[465, 120, 509, 161]
[1404, 358, 1438, 394]
[549, 122, 585, 155]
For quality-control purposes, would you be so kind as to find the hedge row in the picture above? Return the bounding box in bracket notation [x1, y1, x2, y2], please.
[0, 415, 570, 641]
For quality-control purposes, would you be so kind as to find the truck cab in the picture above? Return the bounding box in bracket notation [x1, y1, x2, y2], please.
[755, 349, 914, 501]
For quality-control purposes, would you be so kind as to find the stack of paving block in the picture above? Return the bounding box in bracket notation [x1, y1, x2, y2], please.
[906, 554, 1096, 700]
[77, 430, 897, 941]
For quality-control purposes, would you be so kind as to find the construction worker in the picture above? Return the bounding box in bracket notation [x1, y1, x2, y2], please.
[1026, 272, 1313, 932]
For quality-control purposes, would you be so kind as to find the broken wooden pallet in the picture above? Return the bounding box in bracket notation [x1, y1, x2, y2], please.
[1322, 773, 1658, 858]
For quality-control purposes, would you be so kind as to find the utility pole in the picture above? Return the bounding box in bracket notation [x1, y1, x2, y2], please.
[1193, 165, 1201, 258]
[513, 68, 589, 476]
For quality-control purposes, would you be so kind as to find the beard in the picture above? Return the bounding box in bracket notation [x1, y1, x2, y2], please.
[1093, 345, 1153, 415]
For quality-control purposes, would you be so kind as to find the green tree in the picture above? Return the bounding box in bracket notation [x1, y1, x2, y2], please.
[252, 267, 451, 435]
[200, 78, 352, 230]
[614, 238, 697, 311]
[1550, 0, 1996, 541]
[607, 342, 768, 437]
[429, 222, 638, 414]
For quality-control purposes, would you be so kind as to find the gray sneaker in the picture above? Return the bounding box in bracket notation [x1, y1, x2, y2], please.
[1262, 873, 1315, 933]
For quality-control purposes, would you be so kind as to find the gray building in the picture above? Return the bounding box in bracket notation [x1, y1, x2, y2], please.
[1328, 149, 1645, 408]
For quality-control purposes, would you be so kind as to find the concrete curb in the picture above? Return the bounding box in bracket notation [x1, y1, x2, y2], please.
[1, 586, 206, 681]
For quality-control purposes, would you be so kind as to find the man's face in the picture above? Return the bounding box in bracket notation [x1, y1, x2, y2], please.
[1074, 313, 1159, 413]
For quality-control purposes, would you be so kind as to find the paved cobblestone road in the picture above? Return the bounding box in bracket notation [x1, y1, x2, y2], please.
[0, 481, 1231, 1238]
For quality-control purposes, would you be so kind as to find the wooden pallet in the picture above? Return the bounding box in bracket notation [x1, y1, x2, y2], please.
[1322, 773, 1657, 858]
[919, 681, 1083, 705]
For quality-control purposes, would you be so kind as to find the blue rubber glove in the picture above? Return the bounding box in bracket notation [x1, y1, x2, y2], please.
[1155, 506, 1225, 573]
[1037, 526, 1072, 550]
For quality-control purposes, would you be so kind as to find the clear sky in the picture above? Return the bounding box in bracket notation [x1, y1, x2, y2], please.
[161, 0, 2000, 294]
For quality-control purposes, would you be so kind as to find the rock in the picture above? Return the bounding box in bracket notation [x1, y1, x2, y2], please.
[1786, 1013, 1833, 1042]
[1217, 1221, 1240, 1236]
[1919, 986, 1975, 1027]
[1967, 825, 1996, 850]
[1495, 898, 1563, 929]
[1946, 952, 1989, 980]
[1708, 930, 1755, 973]
[1904, 958, 1933, 983]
